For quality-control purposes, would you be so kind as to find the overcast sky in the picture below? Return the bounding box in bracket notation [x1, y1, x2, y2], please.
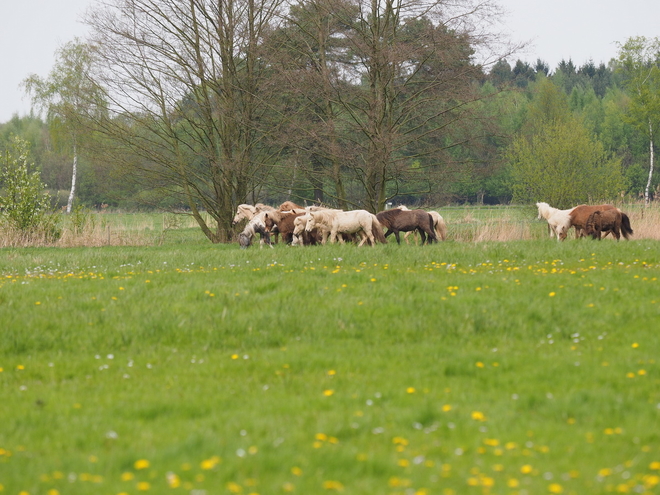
[2, 0, 660, 123]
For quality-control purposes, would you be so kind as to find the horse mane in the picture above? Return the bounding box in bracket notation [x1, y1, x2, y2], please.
[375, 208, 403, 226]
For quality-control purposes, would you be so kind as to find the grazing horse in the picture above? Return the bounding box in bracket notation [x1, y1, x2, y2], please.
[376, 208, 437, 245]
[397, 206, 447, 243]
[238, 215, 273, 249]
[568, 204, 620, 238]
[536, 202, 573, 241]
[585, 209, 633, 240]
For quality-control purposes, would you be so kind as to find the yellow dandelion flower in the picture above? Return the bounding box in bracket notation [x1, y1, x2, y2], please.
[291, 466, 303, 476]
[322, 480, 344, 490]
[316, 433, 328, 441]
[549, 292, 556, 297]
[548, 483, 563, 493]
[406, 387, 416, 394]
[650, 461, 660, 470]
[398, 459, 410, 467]
[121, 472, 135, 481]
[442, 404, 452, 412]
[327, 370, 336, 376]
[47, 490, 60, 495]
[507, 478, 519, 488]
[323, 389, 334, 397]
[476, 362, 485, 368]
[632, 343, 639, 348]
[520, 464, 533, 474]
[136, 481, 151, 491]
[226, 482, 242, 493]
[471, 411, 486, 421]
[134, 459, 150, 470]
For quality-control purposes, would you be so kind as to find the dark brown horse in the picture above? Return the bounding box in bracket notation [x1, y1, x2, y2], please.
[585, 209, 633, 240]
[376, 209, 436, 245]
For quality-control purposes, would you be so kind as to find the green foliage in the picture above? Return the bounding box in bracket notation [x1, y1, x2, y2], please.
[508, 117, 625, 208]
[0, 136, 60, 239]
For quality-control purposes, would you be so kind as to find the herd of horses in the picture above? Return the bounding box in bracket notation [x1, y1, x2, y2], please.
[536, 202, 633, 241]
[232, 200, 634, 248]
[232, 201, 447, 248]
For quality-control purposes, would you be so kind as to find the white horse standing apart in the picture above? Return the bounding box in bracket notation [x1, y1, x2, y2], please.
[536, 202, 573, 241]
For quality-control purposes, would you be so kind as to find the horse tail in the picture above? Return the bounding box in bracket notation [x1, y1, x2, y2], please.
[433, 213, 447, 241]
[427, 213, 437, 243]
[620, 213, 633, 239]
[371, 215, 388, 244]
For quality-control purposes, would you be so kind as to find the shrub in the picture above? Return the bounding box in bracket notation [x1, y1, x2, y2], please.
[0, 136, 60, 243]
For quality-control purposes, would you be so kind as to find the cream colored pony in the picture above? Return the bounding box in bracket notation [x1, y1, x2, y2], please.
[536, 202, 573, 241]
[232, 203, 275, 225]
[330, 210, 386, 246]
[304, 209, 339, 244]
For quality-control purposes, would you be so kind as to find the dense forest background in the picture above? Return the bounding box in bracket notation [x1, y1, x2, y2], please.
[0, 0, 658, 242]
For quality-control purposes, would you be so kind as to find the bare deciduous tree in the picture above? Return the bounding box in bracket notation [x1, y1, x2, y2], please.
[86, 0, 285, 242]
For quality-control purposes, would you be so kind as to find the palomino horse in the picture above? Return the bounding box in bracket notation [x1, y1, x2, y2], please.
[232, 203, 276, 225]
[292, 214, 322, 246]
[536, 202, 573, 241]
[305, 209, 386, 246]
[397, 206, 447, 242]
[585, 209, 633, 240]
[304, 209, 339, 244]
[376, 208, 436, 245]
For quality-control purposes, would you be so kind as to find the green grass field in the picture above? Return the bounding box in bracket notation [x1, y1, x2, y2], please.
[1, 236, 660, 495]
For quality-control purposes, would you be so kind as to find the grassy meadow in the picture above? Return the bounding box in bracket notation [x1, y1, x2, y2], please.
[1, 208, 660, 495]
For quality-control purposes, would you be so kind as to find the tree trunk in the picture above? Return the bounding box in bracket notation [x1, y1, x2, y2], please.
[66, 141, 77, 213]
[645, 119, 654, 207]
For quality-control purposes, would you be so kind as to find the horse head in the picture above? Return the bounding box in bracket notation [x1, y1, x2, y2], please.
[305, 212, 319, 232]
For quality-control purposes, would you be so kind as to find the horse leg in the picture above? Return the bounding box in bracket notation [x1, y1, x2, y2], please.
[394, 230, 401, 244]
[419, 229, 427, 245]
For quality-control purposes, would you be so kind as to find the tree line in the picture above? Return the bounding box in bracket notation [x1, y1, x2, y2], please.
[0, 0, 658, 243]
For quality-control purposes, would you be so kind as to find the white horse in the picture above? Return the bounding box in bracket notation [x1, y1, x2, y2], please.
[232, 203, 276, 225]
[397, 205, 447, 243]
[305, 209, 340, 244]
[327, 210, 386, 246]
[292, 213, 311, 246]
[238, 215, 273, 249]
[536, 202, 573, 241]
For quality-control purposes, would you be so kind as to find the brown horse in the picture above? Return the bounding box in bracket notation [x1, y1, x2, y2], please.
[568, 204, 618, 238]
[585, 209, 633, 240]
[279, 201, 304, 211]
[264, 211, 305, 244]
[376, 209, 436, 245]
